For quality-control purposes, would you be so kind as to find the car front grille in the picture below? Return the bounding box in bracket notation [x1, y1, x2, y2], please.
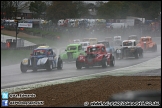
[31, 57, 38, 66]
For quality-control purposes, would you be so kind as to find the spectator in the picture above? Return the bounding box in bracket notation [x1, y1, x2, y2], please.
[6, 42, 10, 48]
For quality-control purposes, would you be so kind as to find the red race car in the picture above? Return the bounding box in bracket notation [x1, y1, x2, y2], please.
[136, 36, 157, 52]
[76, 44, 115, 69]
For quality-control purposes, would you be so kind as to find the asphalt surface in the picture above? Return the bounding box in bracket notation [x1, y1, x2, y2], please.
[1, 44, 161, 89]
[1, 34, 36, 46]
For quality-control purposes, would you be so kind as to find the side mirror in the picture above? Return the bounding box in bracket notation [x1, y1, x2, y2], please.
[85, 51, 87, 53]
[120, 45, 122, 46]
[65, 49, 67, 51]
[30, 53, 33, 56]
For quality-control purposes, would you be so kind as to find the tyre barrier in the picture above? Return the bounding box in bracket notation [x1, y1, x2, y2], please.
[1, 44, 46, 50]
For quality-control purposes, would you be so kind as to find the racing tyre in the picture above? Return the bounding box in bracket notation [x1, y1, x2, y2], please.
[140, 52, 143, 58]
[153, 44, 157, 52]
[57, 58, 63, 70]
[46, 60, 53, 71]
[85, 65, 89, 68]
[135, 51, 139, 59]
[140, 50, 143, 58]
[76, 59, 82, 69]
[102, 57, 108, 68]
[20, 62, 27, 73]
[110, 56, 115, 67]
[32, 68, 37, 72]
[109, 49, 112, 53]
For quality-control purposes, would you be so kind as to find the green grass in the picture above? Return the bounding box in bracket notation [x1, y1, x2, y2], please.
[1, 49, 32, 66]
[20, 37, 60, 47]
[1, 30, 67, 66]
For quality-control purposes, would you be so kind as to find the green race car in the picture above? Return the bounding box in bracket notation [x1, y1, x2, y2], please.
[60, 43, 85, 61]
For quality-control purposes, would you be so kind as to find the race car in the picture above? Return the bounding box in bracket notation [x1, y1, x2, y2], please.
[115, 40, 143, 59]
[73, 39, 80, 44]
[20, 46, 63, 73]
[80, 41, 90, 51]
[105, 37, 113, 42]
[97, 40, 115, 54]
[60, 43, 85, 61]
[114, 36, 122, 46]
[136, 36, 157, 52]
[76, 44, 115, 69]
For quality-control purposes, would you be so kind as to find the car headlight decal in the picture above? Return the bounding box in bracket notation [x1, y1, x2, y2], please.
[23, 59, 28, 63]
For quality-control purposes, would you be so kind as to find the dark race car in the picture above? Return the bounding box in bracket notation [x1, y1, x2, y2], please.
[76, 44, 115, 69]
[20, 46, 63, 72]
[115, 40, 143, 59]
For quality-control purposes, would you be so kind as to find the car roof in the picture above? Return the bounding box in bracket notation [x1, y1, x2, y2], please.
[105, 37, 112, 38]
[67, 43, 81, 46]
[123, 40, 136, 42]
[88, 44, 105, 48]
[129, 35, 137, 37]
[114, 36, 121, 37]
[35, 46, 52, 50]
[141, 36, 151, 38]
[80, 41, 90, 43]
[97, 40, 109, 43]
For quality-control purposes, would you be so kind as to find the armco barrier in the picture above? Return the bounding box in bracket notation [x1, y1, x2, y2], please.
[1, 44, 46, 50]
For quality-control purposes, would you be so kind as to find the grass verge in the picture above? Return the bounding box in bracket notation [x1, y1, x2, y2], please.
[1, 49, 33, 66]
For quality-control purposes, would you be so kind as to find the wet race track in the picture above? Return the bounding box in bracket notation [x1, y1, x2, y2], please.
[1, 43, 161, 89]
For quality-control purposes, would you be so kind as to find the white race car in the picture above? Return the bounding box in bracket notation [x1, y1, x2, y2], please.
[80, 41, 90, 51]
[114, 36, 122, 46]
[73, 39, 80, 44]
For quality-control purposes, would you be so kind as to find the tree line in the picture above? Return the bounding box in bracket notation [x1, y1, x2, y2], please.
[1, 1, 161, 23]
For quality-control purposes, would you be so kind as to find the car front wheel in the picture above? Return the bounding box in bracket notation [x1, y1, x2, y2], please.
[102, 57, 108, 68]
[20, 62, 27, 73]
[57, 58, 63, 70]
[110, 56, 115, 67]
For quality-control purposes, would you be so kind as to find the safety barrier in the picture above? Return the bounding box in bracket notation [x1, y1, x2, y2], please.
[1, 44, 46, 50]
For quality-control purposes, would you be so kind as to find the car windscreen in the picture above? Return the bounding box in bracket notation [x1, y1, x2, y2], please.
[33, 49, 46, 56]
[81, 43, 88, 46]
[67, 46, 77, 50]
[88, 47, 99, 52]
[142, 38, 149, 42]
[123, 41, 132, 46]
[114, 37, 121, 40]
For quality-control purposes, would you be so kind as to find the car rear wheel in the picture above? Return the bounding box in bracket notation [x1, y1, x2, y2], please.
[135, 51, 139, 59]
[110, 56, 115, 67]
[109, 49, 112, 53]
[153, 44, 157, 52]
[57, 58, 63, 70]
[46, 60, 53, 71]
[76, 59, 82, 69]
[20, 62, 27, 73]
[102, 57, 108, 68]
